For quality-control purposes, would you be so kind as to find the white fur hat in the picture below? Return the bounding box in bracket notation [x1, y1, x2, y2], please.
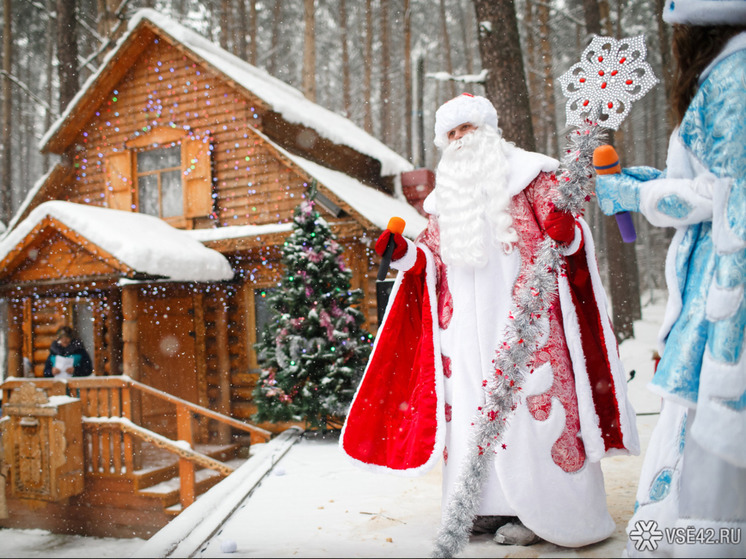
[662, 0, 746, 25]
[433, 93, 498, 149]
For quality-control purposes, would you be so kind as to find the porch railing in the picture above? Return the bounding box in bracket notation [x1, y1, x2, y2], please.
[1, 376, 273, 509]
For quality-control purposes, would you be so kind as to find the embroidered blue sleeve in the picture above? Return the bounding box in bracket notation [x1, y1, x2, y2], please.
[656, 195, 694, 219]
[623, 166, 665, 182]
[595, 167, 661, 215]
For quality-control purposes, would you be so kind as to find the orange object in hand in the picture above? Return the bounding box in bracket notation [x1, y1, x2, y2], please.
[593, 144, 621, 175]
[387, 216, 406, 235]
[593, 144, 636, 243]
[377, 216, 407, 281]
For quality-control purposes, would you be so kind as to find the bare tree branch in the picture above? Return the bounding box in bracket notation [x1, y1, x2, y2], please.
[77, 12, 106, 44]
[77, 3, 132, 72]
[19, 0, 48, 12]
[0, 70, 57, 115]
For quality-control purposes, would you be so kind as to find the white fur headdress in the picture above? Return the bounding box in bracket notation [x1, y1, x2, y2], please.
[662, 0, 746, 24]
[433, 94, 499, 149]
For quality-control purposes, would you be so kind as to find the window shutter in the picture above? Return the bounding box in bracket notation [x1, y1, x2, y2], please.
[181, 138, 213, 218]
[104, 151, 134, 211]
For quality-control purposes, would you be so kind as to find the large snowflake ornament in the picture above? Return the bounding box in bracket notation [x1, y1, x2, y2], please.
[558, 34, 658, 130]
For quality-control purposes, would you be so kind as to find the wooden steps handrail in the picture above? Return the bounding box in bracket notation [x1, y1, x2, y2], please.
[1, 376, 272, 441]
[2, 376, 273, 513]
[83, 417, 235, 477]
[126, 379, 272, 441]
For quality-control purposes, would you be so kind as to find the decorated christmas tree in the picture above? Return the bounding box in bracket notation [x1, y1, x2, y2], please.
[252, 187, 372, 429]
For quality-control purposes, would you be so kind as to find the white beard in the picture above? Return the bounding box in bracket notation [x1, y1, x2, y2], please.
[435, 126, 518, 268]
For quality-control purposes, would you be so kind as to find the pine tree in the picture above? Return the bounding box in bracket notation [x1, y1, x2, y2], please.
[253, 190, 372, 430]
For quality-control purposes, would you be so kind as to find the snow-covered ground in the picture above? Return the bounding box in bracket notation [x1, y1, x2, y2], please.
[0, 292, 667, 558]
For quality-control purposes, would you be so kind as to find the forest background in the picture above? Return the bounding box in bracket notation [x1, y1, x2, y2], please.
[0, 0, 675, 342]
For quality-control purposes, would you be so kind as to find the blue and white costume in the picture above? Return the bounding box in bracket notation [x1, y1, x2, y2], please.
[596, 29, 746, 558]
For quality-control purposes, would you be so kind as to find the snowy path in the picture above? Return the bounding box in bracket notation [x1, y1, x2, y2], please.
[190, 415, 656, 558]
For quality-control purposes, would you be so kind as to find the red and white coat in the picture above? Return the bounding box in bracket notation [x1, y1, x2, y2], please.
[341, 146, 639, 547]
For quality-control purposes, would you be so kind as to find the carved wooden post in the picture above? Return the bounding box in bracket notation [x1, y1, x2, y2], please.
[106, 288, 123, 376]
[121, 286, 142, 468]
[121, 382, 134, 474]
[192, 291, 208, 442]
[176, 403, 195, 508]
[0, 425, 7, 519]
[121, 286, 139, 381]
[0, 471, 7, 519]
[22, 300, 33, 376]
[215, 289, 232, 444]
[6, 301, 23, 378]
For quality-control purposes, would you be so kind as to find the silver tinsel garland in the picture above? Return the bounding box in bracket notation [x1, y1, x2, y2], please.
[432, 120, 607, 558]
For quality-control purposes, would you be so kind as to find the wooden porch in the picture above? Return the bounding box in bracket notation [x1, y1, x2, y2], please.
[0, 376, 273, 538]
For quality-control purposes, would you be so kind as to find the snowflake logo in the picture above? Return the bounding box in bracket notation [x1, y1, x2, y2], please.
[558, 34, 658, 130]
[629, 520, 664, 552]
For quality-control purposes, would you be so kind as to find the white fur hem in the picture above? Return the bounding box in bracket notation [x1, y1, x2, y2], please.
[706, 281, 743, 321]
[558, 223, 583, 256]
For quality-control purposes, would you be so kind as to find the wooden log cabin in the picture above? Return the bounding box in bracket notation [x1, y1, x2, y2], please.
[0, 9, 430, 538]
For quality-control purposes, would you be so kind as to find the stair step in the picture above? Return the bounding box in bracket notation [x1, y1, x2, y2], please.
[138, 458, 246, 509]
[159, 455, 250, 517]
[133, 443, 242, 491]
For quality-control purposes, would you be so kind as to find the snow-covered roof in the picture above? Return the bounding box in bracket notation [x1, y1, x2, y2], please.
[40, 8, 413, 178]
[0, 201, 234, 282]
[185, 127, 428, 244]
[286, 155, 427, 240]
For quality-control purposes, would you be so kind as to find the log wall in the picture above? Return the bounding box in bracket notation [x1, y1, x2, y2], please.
[56, 38, 363, 232]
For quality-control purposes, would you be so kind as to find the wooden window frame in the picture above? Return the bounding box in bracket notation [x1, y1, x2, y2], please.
[119, 127, 213, 227]
[127, 128, 188, 228]
[134, 146, 185, 225]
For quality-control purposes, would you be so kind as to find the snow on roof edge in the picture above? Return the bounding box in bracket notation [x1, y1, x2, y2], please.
[0, 201, 234, 282]
[289, 155, 428, 240]
[185, 222, 294, 243]
[239, 125, 427, 239]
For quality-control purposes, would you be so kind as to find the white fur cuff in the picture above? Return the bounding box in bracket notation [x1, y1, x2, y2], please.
[390, 237, 419, 272]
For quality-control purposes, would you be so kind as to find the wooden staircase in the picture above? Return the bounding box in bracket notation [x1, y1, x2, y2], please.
[0, 377, 273, 538]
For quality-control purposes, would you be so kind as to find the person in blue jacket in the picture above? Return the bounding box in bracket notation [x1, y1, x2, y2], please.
[595, 1, 746, 556]
[43, 326, 93, 378]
